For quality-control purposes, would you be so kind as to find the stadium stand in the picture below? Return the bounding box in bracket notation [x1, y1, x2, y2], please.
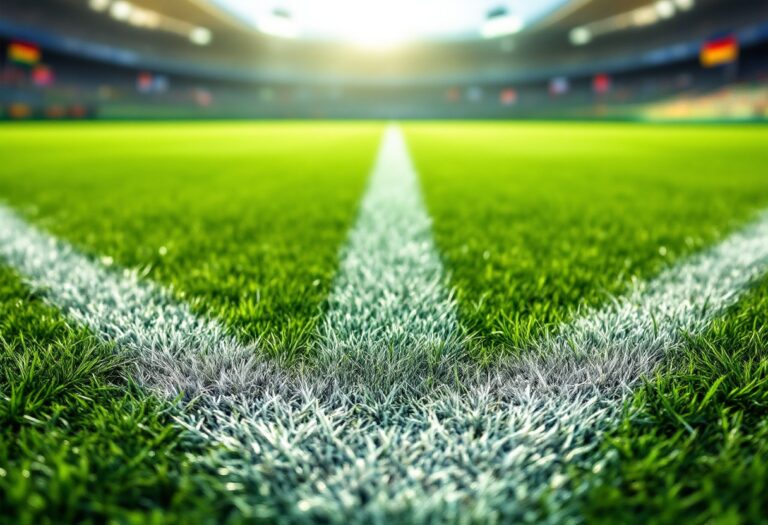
[1, 0, 767, 119]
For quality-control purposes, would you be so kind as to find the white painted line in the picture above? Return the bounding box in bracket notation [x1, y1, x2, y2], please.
[316, 124, 461, 382]
[4, 141, 768, 521]
[508, 211, 768, 398]
[0, 203, 286, 401]
[196, 208, 768, 523]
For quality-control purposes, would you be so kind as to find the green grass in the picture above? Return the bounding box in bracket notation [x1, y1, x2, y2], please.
[2, 121, 768, 523]
[405, 122, 768, 356]
[575, 276, 768, 524]
[0, 266, 250, 525]
[0, 122, 383, 360]
[0, 122, 383, 523]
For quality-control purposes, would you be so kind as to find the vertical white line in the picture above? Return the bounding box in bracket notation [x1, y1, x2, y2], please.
[316, 125, 460, 370]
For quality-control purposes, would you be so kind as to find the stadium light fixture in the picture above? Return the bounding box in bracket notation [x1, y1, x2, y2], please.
[96, 0, 212, 45]
[631, 7, 659, 27]
[257, 9, 299, 39]
[190, 27, 213, 45]
[89, 0, 111, 12]
[569, 27, 591, 45]
[210, 0, 568, 46]
[654, 1, 676, 19]
[110, 1, 133, 21]
[128, 9, 161, 28]
[674, 0, 695, 11]
[482, 7, 524, 39]
[571, 0, 688, 46]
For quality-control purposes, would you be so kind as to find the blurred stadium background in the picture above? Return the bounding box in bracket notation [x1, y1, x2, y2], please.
[1, 0, 767, 120]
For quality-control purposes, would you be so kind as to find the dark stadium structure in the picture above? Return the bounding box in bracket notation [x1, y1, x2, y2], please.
[1, 0, 767, 119]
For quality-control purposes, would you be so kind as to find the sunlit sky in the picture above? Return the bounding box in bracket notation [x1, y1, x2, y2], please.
[210, 0, 569, 46]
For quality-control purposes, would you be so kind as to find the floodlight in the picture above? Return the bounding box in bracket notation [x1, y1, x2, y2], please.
[674, 0, 695, 10]
[110, 1, 133, 21]
[482, 7, 523, 39]
[190, 27, 212, 45]
[89, 0, 111, 12]
[258, 9, 299, 39]
[570, 27, 591, 45]
[128, 8, 160, 28]
[655, 1, 676, 19]
[632, 6, 659, 26]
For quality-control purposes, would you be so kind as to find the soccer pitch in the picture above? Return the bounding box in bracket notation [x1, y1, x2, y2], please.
[1, 121, 768, 524]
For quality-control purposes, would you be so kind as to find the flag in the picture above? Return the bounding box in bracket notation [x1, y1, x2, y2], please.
[137, 72, 154, 93]
[7, 42, 41, 66]
[593, 74, 611, 94]
[500, 88, 517, 106]
[549, 77, 569, 96]
[32, 65, 54, 87]
[700, 35, 739, 68]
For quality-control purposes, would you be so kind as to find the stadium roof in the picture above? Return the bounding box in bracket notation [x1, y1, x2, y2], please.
[2, 0, 767, 84]
[206, 0, 569, 45]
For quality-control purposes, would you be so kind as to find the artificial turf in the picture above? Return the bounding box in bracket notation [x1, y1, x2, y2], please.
[2, 121, 768, 523]
[405, 122, 768, 356]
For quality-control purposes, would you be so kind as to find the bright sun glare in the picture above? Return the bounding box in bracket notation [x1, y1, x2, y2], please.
[294, 1, 422, 49]
[212, 0, 568, 48]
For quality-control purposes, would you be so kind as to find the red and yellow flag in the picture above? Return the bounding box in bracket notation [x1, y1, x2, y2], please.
[700, 36, 739, 68]
[7, 42, 41, 65]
